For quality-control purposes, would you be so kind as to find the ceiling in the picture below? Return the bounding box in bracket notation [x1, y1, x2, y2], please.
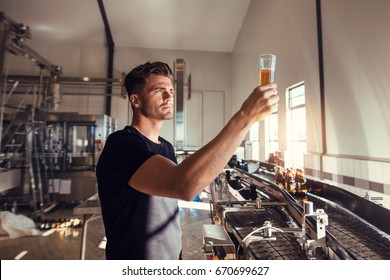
[0, 0, 251, 53]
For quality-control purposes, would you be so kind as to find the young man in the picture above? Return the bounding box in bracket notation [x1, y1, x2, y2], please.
[96, 61, 279, 260]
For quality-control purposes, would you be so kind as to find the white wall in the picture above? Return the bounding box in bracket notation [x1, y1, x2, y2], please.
[322, 0, 390, 159]
[231, 0, 321, 158]
[231, 0, 390, 208]
[320, 0, 390, 208]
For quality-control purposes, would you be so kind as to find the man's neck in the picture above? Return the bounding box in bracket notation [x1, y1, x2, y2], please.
[131, 118, 162, 144]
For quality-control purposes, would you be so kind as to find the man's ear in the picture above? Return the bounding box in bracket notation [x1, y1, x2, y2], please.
[130, 94, 140, 108]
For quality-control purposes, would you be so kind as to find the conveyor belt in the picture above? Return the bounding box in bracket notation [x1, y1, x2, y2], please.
[224, 208, 307, 260]
[306, 194, 390, 260]
[221, 166, 390, 260]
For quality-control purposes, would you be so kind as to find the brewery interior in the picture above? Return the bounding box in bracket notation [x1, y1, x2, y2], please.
[0, 0, 390, 261]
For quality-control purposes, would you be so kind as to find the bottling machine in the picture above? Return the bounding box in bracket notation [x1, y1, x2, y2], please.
[203, 159, 390, 260]
[1, 12, 118, 215]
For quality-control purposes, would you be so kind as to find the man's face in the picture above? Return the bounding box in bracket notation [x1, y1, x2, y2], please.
[135, 74, 175, 120]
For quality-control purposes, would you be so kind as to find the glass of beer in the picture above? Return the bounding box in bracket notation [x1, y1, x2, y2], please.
[259, 54, 276, 86]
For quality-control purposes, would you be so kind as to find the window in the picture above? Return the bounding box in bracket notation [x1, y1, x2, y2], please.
[264, 111, 279, 160]
[249, 121, 259, 160]
[286, 82, 306, 168]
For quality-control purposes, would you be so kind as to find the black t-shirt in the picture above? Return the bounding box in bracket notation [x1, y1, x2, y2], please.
[96, 126, 181, 259]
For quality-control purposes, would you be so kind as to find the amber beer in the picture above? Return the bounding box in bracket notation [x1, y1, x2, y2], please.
[259, 54, 276, 86]
[259, 69, 272, 86]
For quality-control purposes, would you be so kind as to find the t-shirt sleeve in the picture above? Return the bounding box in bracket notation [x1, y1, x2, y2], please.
[97, 132, 156, 191]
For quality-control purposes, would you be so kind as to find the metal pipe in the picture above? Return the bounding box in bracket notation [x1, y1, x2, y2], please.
[316, 0, 327, 179]
[9, 38, 60, 73]
[0, 17, 10, 151]
[97, 0, 115, 116]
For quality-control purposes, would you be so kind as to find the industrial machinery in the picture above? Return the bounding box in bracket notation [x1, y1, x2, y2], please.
[0, 12, 117, 216]
[0, 12, 63, 215]
[204, 159, 390, 260]
[40, 112, 116, 203]
[1, 110, 116, 213]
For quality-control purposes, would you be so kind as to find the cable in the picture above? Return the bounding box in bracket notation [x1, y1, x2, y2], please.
[236, 224, 284, 259]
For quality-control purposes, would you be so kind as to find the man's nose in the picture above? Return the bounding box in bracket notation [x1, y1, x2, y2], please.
[163, 91, 174, 100]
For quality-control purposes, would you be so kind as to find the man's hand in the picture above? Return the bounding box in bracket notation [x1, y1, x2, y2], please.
[238, 83, 279, 125]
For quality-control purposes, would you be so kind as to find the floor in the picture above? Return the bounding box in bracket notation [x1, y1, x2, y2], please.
[0, 193, 213, 260]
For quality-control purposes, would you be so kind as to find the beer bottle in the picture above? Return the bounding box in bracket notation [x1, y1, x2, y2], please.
[286, 168, 296, 194]
[295, 169, 302, 194]
[275, 166, 286, 189]
[296, 169, 307, 194]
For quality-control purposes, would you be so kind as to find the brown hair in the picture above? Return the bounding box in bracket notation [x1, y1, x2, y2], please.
[124, 61, 174, 100]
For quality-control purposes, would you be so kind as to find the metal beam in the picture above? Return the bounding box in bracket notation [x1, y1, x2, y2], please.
[316, 0, 326, 179]
[97, 0, 115, 116]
